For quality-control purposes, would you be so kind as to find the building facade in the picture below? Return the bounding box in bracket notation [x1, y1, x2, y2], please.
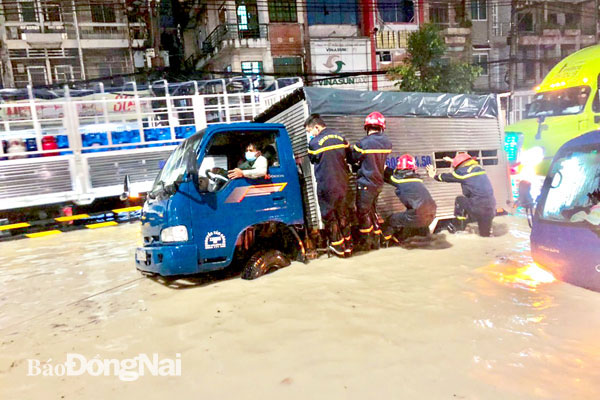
[185, 0, 598, 93]
[0, 0, 145, 88]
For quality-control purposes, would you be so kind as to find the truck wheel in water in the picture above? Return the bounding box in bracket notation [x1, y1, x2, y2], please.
[241, 249, 291, 280]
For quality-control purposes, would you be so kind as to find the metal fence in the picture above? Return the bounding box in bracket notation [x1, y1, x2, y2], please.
[0, 78, 303, 210]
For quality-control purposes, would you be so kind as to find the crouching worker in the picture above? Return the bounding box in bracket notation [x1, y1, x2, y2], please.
[425, 153, 496, 237]
[306, 114, 353, 257]
[382, 154, 437, 245]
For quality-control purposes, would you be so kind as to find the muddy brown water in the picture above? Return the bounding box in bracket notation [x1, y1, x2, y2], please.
[1, 216, 599, 399]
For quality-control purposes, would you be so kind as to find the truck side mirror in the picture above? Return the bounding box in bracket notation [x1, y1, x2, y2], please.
[119, 175, 131, 201]
[196, 175, 209, 192]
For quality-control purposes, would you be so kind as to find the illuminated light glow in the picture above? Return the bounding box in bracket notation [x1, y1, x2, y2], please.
[0, 222, 31, 231]
[86, 221, 119, 229]
[113, 206, 142, 213]
[535, 86, 541, 91]
[520, 146, 544, 168]
[583, 77, 589, 83]
[26, 230, 62, 238]
[499, 263, 556, 288]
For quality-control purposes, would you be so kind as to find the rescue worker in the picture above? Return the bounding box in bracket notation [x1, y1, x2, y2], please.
[425, 153, 496, 237]
[382, 154, 437, 245]
[306, 114, 353, 257]
[350, 111, 393, 251]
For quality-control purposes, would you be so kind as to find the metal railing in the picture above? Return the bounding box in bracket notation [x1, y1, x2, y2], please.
[202, 23, 269, 54]
[0, 78, 303, 210]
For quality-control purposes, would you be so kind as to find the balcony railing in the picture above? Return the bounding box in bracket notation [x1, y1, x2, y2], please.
[518, 23, 595, 37]
[79, 23, 129, 40]
[202, 23, 269, 55]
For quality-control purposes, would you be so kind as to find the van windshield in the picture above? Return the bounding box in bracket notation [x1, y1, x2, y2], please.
[541, 148, 600, 228]
[151, 131, 204, 194]
[526, 86, 590, 118]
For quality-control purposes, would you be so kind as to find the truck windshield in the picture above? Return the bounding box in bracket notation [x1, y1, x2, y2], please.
[526, 86, 591, 118]
[151, 130, 204, 194]
[541, 148, 600, 228]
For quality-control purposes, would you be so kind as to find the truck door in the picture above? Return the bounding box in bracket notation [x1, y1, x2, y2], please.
[189, 129, 291, 265]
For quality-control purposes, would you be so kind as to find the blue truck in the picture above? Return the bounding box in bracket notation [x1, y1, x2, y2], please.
[531, 130, 600, 292]
[134, 88, 512, 279]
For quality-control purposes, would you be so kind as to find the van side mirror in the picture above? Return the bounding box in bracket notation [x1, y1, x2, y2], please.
[196, 176, 209, 192]
[119, 175, 131, 201]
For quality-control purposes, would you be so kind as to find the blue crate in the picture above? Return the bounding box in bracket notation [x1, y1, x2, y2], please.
[175, 126, 196, 139]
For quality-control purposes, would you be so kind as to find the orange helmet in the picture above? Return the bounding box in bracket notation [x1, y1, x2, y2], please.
[452, 153, 473, 168]
[364, 111, 386, 131]
[397, 154, 417, 170]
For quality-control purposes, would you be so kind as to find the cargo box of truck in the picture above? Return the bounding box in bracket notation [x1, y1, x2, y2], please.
[255, 87, 512, 231]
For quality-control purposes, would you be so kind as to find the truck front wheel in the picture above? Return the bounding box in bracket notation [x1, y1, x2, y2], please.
[241, 249, 291, 280]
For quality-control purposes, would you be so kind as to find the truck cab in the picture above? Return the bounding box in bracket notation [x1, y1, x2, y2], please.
[505, 45, 600, 204]
[531, 130, 600, 291]
[135, 123, 305, 278]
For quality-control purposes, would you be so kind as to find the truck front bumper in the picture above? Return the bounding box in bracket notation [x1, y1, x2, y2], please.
[135, 244, 200, 276]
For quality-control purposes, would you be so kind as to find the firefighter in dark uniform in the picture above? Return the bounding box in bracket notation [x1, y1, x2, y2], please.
[306, 114, 353, 257]
[382, 154, 437, 245]
[426, 153, 496, 237]
[349, 111, 393, 251]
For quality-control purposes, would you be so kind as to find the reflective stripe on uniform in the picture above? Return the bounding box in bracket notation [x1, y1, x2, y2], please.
[353, 145, 392, 154]
[308, 143, 349, 155]
[331, 238, 344, 246]
[456, 216, 467, 220]
[373, 229, 382, 235]
[390, 176, 423, 184]
[451, 170, 486, 180]
[359, 226, 373, 234]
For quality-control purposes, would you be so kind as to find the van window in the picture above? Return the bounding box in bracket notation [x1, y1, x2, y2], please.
[199, 130, 279, 190]
[526, 86, 590, 118]
[541, 148, 600, 228]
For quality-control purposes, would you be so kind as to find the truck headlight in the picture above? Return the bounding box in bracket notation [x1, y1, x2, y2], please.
[521, 146, 545, 167]
[160, 225, 188, 242]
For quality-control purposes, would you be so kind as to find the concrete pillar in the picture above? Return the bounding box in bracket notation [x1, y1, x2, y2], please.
[0, 0, 15, 87]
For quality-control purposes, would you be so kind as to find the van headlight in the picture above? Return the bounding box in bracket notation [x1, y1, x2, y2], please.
[160, 225, 189, 242]
[521, 146, 545, 167]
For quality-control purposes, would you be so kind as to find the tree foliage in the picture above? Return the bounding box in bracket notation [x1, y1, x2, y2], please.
[388, 24, 482, 93]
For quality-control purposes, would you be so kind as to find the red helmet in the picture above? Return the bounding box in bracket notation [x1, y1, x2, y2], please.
[364, 111, 386, 131]
[397, 154, 417, 170]
[452, 153, 473, 168]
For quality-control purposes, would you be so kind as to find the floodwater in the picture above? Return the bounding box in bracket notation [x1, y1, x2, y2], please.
[1, 216, 599, 399]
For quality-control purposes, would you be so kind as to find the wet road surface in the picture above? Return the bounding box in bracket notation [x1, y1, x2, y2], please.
[1, 216, 599, 399]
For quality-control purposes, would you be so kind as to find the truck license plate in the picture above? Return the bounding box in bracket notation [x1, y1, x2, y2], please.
[136, 249, 147, 262]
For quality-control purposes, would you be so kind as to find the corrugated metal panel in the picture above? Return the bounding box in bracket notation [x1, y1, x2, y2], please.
[266, 100, 322, 229]
[262, 105, 510, 229]
[323, 116, 511, 221]
[0, 158, 74, 199]
[86, 150, 173, 188]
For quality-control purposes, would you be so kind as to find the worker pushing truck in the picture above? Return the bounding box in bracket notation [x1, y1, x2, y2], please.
[133, 87, 511, 280]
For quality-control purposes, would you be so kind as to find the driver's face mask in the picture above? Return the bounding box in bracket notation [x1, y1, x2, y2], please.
[245, 151, 257, 162]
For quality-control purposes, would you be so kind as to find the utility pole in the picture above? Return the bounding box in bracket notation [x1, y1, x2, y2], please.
[127, 0, 164, 69]
[149, 0, 164, 68]
[508, 0, 518, 121]
[302, 0, 312, 86]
